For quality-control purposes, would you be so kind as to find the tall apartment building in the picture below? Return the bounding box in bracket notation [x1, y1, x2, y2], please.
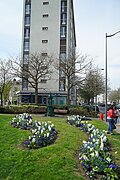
[19, 0, 76, 105]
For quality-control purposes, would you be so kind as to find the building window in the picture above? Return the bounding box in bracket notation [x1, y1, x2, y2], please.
[61, 13, 67, 25]
[25, 16, 30, 26]
[22, 79, 28, 90]
[26, 0, 31, 4]
[60, 26, 66, 37]
[42, 27, 48, 30]
[41, 79, 47, 83]
[25, 4, 31, 14]
[43, 14, 49, 18]
[24, 28, 30, 39]
[60, 69, 65, 77]
[60, 53, 66, 60]
[24, 41, 30, 51]
[42, 40, 48, 43]
[60, 44, 66, 52]
[23, 54, 29, 64]
[43, 2, 49, 5]
[61, 1, 67, 12]
[41, 53, 47, 56]
[59, 79, 65, 91]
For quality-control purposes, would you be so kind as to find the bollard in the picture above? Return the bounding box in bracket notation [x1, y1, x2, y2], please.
[100, 113, 103, 120]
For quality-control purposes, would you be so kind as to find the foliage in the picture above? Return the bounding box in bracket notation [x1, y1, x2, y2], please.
[69, 106, 97, 117]
[4, 105, 47, 114]
[78, 66, 104, 104]
[108, 88, 120, 104]
[0, 59, 12, 106]
[67, 115, 119, 179]
[11, 113, 58, 149]
[3, 80, 13, 103]
[3, 105, 97, 117]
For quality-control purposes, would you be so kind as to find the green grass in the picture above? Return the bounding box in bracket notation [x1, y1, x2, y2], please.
[0, 115, 120, 180]
[0, 115, 87, 180]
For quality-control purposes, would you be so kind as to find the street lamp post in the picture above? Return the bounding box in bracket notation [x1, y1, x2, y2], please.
[105, 31, 120, 121]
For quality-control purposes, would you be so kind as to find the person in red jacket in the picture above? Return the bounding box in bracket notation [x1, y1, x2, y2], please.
[107, 105, 116, 134]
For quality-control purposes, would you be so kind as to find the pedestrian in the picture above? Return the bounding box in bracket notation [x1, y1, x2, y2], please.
[107, 105, 116, 134]
[114, 107, 119, 124]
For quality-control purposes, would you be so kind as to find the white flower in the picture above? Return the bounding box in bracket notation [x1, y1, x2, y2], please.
[41, 129, 43, 134]
[90, 148, 93, 152]
[29, 119, 32, 124]
[115, 152, 118, 154]
[93, 166, 99, 172]
[90, 152, 95, 157]
[102, 136, 107, 142]
[47, 132, 50, 137]
[48, 127, 51, 131]
[100, 142, 104, 150]
[51, 124, 54, 127]
[32, 138, 36, 143]
[88, 123, 92, 127]
[38, 126, 41, 131]
[82, 155, 88, 161]
[95, 151, 99, 157]
[106, 157, 111, 163]
[83, 140, 87, 144]
[38, 122, 41, 126]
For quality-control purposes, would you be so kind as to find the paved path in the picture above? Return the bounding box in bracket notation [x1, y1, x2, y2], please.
[104, 120, 120, 134]
[115, 123, 120, 134]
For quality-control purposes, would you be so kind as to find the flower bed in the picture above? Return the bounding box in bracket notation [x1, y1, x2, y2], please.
[11, 113, 58, 149]
[67, 115, 119, 179]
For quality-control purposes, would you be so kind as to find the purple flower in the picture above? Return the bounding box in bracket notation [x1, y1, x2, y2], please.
[24, 141, 30, 145]
[108, 164, 118, 169]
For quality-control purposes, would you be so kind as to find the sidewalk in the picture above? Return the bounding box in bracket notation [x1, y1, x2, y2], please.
[115, 123, 120, 134]
[104, 120, 120, 134]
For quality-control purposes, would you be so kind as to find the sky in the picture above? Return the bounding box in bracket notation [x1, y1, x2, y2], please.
[0, 0, 120, 90]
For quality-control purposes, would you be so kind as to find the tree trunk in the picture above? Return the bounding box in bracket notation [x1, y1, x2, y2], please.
[35, 90, 38, 105]
[67, 78, 71, 105]
[35, 84, 38, 105]
[0, 93, 3, 106]
[67, 90, 71, 105]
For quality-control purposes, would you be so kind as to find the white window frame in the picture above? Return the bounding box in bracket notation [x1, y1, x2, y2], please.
[60, 26, 66, 37]
[25, 4, 30, 14]
[24, 41, 30, 51]
[62, 14, 66, 25]
[24, 28, 30, 39]
[25, 16, 30, 26]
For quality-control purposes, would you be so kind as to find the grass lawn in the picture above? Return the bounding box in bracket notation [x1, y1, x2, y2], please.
[0, 114, 120, 180]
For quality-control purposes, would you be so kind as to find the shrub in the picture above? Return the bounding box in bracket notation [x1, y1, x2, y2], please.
[4, 105, 46, 114]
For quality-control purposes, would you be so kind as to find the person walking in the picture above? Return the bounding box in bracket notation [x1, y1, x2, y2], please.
[107, 105, 116, 134]
[114, 108, 119, 124]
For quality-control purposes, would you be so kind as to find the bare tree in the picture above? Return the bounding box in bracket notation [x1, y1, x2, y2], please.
[54, 53, 91, 104]
[11, 53, 54, 104]
[0, 59, 12, 106]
